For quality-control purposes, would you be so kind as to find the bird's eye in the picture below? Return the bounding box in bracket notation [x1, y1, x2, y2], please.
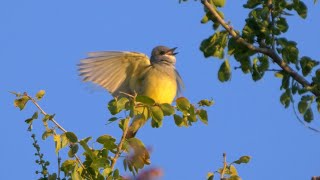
[159, 51, 165, 55]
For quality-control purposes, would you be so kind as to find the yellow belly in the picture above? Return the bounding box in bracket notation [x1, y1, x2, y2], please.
[140, 69, 177, 104]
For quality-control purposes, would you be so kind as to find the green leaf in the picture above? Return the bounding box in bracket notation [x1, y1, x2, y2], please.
[107, 117, 118, 123]
[61, 159, 77, 176]
[294, 0, 307, 19]
[160, 103, 175, 116]
[14, 96, 29, 110]
[300, 56, 319, 76]
[233, 155, 251, 164]
[201, 14, 209, 24]
[36, 90, 45, 100]
[68, 144, 79, 158]
[213, 0, 226, 7]
[107, 97, 129, 115]
[218, 59, 231, 82]
[207, 172, 214, 180]
[79, 137, 95, 159]
[304, 108, 313, 122]
[298, 100, 308, 114]
[280, 90, 291, 108]
[198, 99, 214, 107]
[96, 135, 117, 150]
[187, 104, 197, 122]
[176, 97, 191, 113]
[136, 95, 155, 105]
[276, 17, 288, 33]
[32, 111, 39, 119]
[200, 31, 228, 59]
[48, 173, 57, 180]
[197, 109, 208, 125]
[243, 0, 261, 8]
[150, 106, 164, 128]
[42, 129, 54, 140]
[174, 114, 184, 127]
[65, 132, 78, 143]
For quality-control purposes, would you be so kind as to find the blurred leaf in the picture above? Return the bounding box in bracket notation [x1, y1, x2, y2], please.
[136, 95, 155, 105]
[36, 90, 45, 100]
[61, 159, 77, 176]
[107, 117, 118, 123]
[213, 0, 226, 7]
[280, 90, 291, 108]
[174, 114, 185, 127]
[300, 56, 319, 76]
[187, 104, 197, 122]
[48, 173, 57, 180]
[160, 103, 175, 116]
[68, 144, 79, 158]
[197, 109, 208, 125]
[150, 106, 164, 128]
[218, 59, 231, 82]
[79, 137, 95, 159]
[176, 97, 191, 113]
[294, 0, 307, 19]
[298, 100, 308, 114]
[229, 165, 238, 176]
[274, 72, 284, 78]
[233, 156, 251, 164]
[243, 0, 261, 8]
[97, 135, 117, 150]
[304, 108, 313, 122]
[54, 134, 62, 153]
[108, 97, 129, 115]
[229, 175, 242, 180]
[198, 99, 214, 107]
[14, 96, 29, 110]
[276, 17, 288, 32]
[42, 129, 54, 140]
[66, 132, 78, 143]
[207, 172, 214, 180]
[200, 31, 228, 59]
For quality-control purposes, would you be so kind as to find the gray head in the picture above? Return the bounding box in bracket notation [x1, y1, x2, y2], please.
[150, 46, 178, 65]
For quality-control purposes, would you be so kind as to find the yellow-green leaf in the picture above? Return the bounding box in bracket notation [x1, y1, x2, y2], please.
[233, 155, 251, 164]
[136, 95, 155, 105]
[176, 97, 191, 113]
[160, 103, 175, 116]
[14, 96, 29, 110]
[197, 109, 208, 125]
[36, 90, 45, 100]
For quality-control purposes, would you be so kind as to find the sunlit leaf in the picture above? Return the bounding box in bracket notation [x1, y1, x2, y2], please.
[233, 155, 251, 164]
[218, 59, 231, 82]
[176, 97, 191, 113]
[198, 99, 214, 107]
[160, 103, 175, 116]
[36, 90, 45, 100]
[42, 129, 54, 140]
[136, 95, 155, 105]
[197, 109, 208, 125]
[304, 108, 313, 122]
[207, 172, 214, 180]
[14, 96, 29, 110]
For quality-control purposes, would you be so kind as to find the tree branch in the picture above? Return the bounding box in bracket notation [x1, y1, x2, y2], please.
[201, 0, 320, 97]
[25, 93, 86, 171]
[110, 117, 130, 171]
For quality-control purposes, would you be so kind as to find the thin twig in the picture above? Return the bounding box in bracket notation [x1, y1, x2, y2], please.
[25, 93, 86, 170]
[110, 117, 130, 171]
[220, 153, 227, 180]
[26, 93, 67, 133]
[234, 66, 281, 72]
[200, 0, 320, 97]
[57, 153, 61, 180]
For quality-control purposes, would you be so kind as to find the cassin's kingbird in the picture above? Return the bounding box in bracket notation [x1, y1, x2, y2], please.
[78, 45, 184, 137]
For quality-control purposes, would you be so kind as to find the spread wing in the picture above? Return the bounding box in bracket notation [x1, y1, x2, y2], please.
[78, 51, 151, 96]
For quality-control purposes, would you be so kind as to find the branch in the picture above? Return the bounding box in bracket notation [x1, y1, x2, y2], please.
[201, 0, 320, 97]
[25, 93, 86, 170]
[110, 117, 130, 171]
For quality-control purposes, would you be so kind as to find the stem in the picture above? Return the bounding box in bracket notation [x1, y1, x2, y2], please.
[220, 153, 227, 180]
[110, 117, 130, 171]
[25, 93, 86, 170]
[200, 0, 320, 97]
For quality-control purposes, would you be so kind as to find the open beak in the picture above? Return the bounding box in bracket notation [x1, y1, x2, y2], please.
[166, 47, 178, 56]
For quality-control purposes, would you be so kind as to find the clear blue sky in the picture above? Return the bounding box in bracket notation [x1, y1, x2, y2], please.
[1, 0, 320, 179]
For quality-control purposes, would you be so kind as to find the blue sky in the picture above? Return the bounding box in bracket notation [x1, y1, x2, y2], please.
[1, 0, 320, 179]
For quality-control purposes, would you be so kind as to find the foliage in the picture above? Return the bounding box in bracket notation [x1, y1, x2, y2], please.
[207, 153, 251, 180]
[181, 0, 320, 126]
[12, 90, 213, 179]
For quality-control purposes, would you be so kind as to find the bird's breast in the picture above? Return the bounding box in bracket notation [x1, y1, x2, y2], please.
[138, 66, 177, 104]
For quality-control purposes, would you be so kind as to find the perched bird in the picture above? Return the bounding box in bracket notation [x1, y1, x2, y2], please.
[78, 46, 184, 137]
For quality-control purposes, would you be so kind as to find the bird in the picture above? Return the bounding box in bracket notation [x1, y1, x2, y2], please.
[78, 45, 184, 137]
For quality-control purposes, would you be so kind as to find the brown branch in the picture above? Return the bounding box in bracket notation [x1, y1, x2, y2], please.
[110, 117, 130, 171]
[201, 0, 320, 97]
